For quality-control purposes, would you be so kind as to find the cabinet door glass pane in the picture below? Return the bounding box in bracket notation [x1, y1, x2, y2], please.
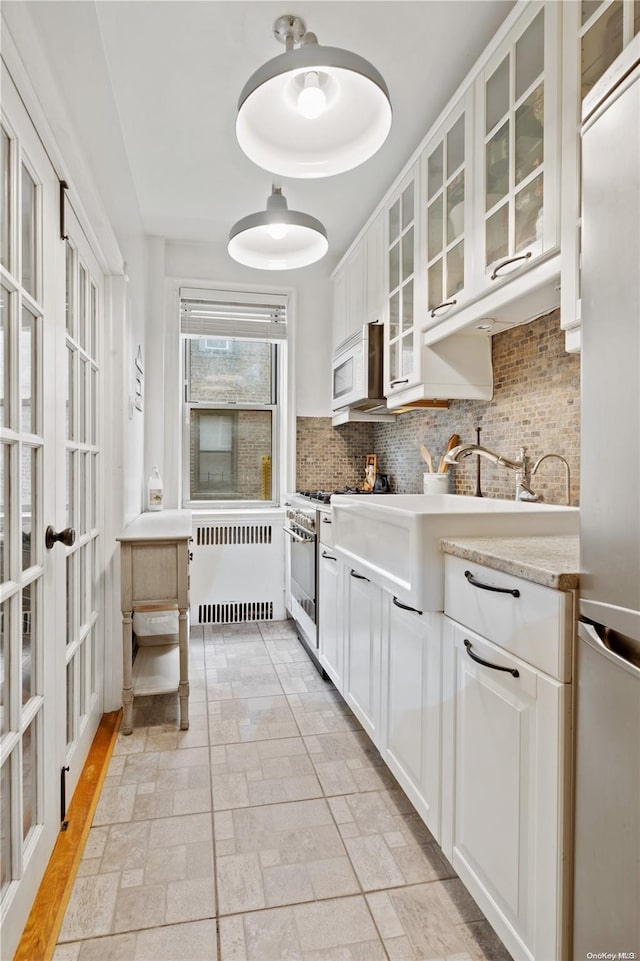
[401, 227, 414, 280]
[515, 9, 544, 100]
[389, 292, 400, 339]
[21, 446, 34, 571]
[1, 286, 8, 429]
[402, 334, 413, 376]
[635, 0, 640, 34]
[401, 182, 414, 230]
[486, 122, 510, 208]
[428, 143, 443, 200]
[447, 172, 465, 243]
[582, 1, 603, 26]
[1, 128, 10, 271]
[516, 85, 544, 185]
[21, 307, 37, 434]
[402, 280, 413, 332]
[447, 242, 465, 298]
[388, 199, 400, 244]
[428, 195, 443, 261]
[21, 585, 34, 704]
[21, 165, 36, 299]
[447, 115, 465, 176]
[428, 260, 443, 311]
[389, 342, 398, 381]
[515, 174, 543, 252]
[581, 0, 624, 99]
[486, 204, 509, 265]
[486, 56, 509, 132]
[389, 242, 400, 292]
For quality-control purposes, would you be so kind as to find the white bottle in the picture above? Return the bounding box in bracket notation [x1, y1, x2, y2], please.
[147, 465, 163, 511]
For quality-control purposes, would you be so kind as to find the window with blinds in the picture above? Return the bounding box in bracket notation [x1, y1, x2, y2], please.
[180, 288, 288, 507]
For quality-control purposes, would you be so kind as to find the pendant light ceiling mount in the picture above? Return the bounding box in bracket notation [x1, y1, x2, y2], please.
[228, 184, 328, 271]
[236, 13, 392, 179]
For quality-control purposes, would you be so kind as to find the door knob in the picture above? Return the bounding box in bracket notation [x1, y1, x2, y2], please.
[45, 526, 76, 550]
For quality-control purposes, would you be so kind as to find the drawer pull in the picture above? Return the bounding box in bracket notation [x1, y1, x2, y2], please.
[393, 596, 423, 616]
[464, 639, 520, 678]
[350, 569, 370, 581]
[322, 551, 337, 561]
[464, 569, 520, 597]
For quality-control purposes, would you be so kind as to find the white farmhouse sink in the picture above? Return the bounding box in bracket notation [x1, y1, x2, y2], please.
[332, 493, 579, 611]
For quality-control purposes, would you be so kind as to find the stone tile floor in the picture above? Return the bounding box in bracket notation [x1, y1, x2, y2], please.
[53, 621, 513, 961]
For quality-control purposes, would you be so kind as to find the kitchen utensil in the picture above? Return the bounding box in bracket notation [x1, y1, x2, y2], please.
[420, 446, 434, 472]
[438, 434, 460, 473]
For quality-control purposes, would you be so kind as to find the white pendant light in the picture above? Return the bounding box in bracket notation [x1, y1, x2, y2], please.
[236, 14, 392, 179]
[228, 185, 328, 270]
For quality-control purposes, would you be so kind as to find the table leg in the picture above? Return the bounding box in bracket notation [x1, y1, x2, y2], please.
[178, 608, 190, 730]
[122, 610, 134, 735]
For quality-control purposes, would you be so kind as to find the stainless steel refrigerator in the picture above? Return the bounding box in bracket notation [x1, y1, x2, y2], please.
[573, 34, 640, 961]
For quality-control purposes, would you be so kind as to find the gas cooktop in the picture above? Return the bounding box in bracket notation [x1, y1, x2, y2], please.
[293, 488, 389, 504]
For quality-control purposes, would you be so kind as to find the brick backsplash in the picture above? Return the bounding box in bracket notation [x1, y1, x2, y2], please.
[296, 309, 580, 505]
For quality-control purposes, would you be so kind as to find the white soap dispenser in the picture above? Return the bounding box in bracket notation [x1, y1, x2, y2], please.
[147, 465, 163, 511]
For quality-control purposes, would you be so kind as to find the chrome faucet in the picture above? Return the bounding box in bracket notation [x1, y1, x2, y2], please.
[531, 453, 571, 505]
[444, 444, 540, 501]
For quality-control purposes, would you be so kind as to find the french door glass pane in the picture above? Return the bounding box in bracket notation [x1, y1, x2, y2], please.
[515, 9, 544, 100]
[66, 554, 74, 646]
[21, 446, 35, 571]
[79, 453, 86, 536]
[22, 722, 36, 841]
[66, 345, 74, 440]
[1, 128, 10, 271]
[21, 307, 37, 434]
[21, 585, 34, 704]
[0, 444, 8, 583]
[66, 450, 74, 529]
[90, 454, 97, 530]
[90, 367, 97, 444]
[65, 241, 74, 336]
[21, 165, 36, 299]
[79, 264, 87, 351]
[1, 286, 8, 429]
[0, 759, 11, 892]
[78, 359, 86, 444]
[90, 284, 97, 357]
[80, 641, 87, 718]
[66, 660, 74, 745]
[1, 601, 8, 735]
[79, 544, 86, 627]
[90, 623, 97, 698]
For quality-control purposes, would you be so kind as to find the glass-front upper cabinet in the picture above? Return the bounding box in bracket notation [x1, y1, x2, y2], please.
[385, 162, 420, 395]
[477, 1, 560, 286]
[560, 0, 639, 348]
[424, 93, 473, 327]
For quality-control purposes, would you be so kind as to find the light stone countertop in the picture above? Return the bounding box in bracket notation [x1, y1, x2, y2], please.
[440, 535, 580, 591]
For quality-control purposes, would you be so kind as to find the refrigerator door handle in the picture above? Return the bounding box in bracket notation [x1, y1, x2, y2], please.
[578, 619, 640, 679]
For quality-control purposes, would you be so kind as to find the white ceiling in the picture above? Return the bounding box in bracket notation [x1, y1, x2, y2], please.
[21, 0, 515, 262]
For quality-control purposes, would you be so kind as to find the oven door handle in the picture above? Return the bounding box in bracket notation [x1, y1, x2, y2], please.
[283, 526, 314, 543]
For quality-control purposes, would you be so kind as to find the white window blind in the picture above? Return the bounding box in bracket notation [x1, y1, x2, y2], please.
[180, 287, 287, 340]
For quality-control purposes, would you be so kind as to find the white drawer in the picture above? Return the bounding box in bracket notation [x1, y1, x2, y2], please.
[318, 510, 334, 548]
[444, 554, 574, 681]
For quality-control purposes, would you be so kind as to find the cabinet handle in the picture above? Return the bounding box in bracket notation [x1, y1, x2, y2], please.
[392, 596, 423, 615]
[490, 251, 532, 281]
[322, 517, 332, 524]
[464, 569, 520, 598]
[350, 568, 370, 581]
[322, 550, 337, 561]
[389, 378, 409, 387]
[430, 298, 457, 318]
[464, 639, 519, 678]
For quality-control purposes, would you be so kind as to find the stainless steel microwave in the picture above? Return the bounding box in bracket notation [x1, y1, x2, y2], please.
[331, 322, 385, 412]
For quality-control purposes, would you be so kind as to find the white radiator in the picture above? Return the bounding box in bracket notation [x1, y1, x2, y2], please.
[190, 513, 286, 624]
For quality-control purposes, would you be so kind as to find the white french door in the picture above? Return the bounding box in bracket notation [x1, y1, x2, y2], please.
[0, 61, 105, 958]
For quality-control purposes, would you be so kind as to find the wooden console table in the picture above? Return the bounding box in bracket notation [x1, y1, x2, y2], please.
[117, 510, 192, 735]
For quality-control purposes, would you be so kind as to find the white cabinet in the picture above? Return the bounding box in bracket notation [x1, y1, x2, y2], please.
[344, 566, 382, 742]
[442, 555, 573, 961]
[560, 1, 640, 351]
[331, 213, 384, 351]
[380, 597, 442, 840]
[317, 516, 344, 688]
